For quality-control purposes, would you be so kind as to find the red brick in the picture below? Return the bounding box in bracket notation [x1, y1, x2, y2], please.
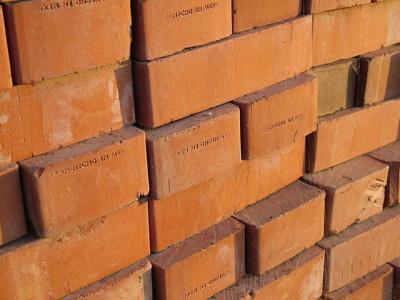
[150, 218, 245, 300]
[369, 141, 400, 207]
[324, 264, 393, 300]
[307, 58, 358, 116]
[307, 97, 400, 172]
[391, 257, 400, 299]
[18, 127, 148, 238]
[149, 138, 305, 252]
[63, 259, 152, 300]
[232, 0, 301, 33]
[318, 206, 400, 292]
[0, 6, 12, 91]
[312, 1, 400, 67]
[0, 62, 134, 166]
[0, 163, 27, 246]
[3, 0, 131, 84]
[233, 74, 316, 159]
[132, 0, 231, 60]
[211, 246, 325, 300]
[357, 45, 400, 106]
[134, 15, 312, 128]
[303, 156, 388, 235]
[304, 0, 370, 14]
[234, 180, 324, 275]
[146, 104, 240, 200]
[0, 201, 150, 299]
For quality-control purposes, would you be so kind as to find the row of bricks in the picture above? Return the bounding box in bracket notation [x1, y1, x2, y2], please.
[1, 1, 400, 128]
[1, 41, 399, 168]
[2, 65, 400, 245]
[0, 0, 386, 89]
[3, 170, 400, 299]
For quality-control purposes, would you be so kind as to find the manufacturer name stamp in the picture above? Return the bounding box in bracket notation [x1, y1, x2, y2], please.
[176, 133, 232, 156]
[168, 2, 219, 19]
[183, 269, 232, 298]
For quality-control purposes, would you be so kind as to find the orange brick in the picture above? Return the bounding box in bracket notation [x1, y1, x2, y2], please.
[0, 6, 12, 91]
[0, 201, 150, 299]
[19, 127, 149, 238]
[303, 156, 388, 236]
[149, 138, 305, 252]
[307, 97, 400, 172]
[134, 15, 312, 128]
[146, 104, 240, 200]
[312, 1, 400, 67]
[211, 246, 325, 300]
[0, 62, 134, 166]
[369, 141, 400, 207]
[63, 259, 152, 300]
[304, 0, 370, 13]
[3, 0, 131, 84]
[234, 180, 324, 275]
[150, 218, 245, 300]
[132, 0, 231, 60]
[318, 206, 400, 292]
[324, 264, 393, 300]
[233, 73, 317, 159]
[358, 45, 400, 106]
[0, 163, 27, 246]
[232, 0, 301, 33]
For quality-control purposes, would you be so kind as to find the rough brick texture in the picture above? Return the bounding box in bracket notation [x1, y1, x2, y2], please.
[0, 6, 12, 91]
[3, 0, 131, 84]
[149, 138, 305, 252]
[0, 163, 27, 246]
[19, 127, 148, 237]
[0, 201, 150, 299]
[233, 73, 317, 159]
[0, 62, 134, 166]
[303, 156, 388, 235]
[134, 15, 312, 128]
[150, 218, 245, 300]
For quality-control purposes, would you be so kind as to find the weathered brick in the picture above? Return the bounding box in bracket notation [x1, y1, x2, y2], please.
[149, 138, 305, 252]
[0, 163, 27, 246]
[234, 180, 324, 275]
[358, 45, 400, 106]
[318, 206, 400, 292]
[303, 156, 388, 235]
[0, 6, 12, 91]
[232, 0, 301, 33]
[146, 104, 240, 200]
[391, 256, 400, 300]
[304, 0, 370, 14]
[19, 127, 148, 237]
[0, 201, 150, 299]
[307, 97, 400, 172]
[233, 73, 317, 159]
[132, 0, 232, 60]
[4, 0, 131, 83]
[307, 59, 358, 116]
[150, 218, 245, 300]
[0, 62, 134, 166]
[369, 140, 400, 207]
[211, 246, 324, 300]
[62, 259, 152, 300]
[134, 15, 312, 128]
[324, 264, 393, 300]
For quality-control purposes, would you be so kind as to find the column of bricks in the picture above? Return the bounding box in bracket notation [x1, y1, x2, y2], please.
[1, 0, 400, 299]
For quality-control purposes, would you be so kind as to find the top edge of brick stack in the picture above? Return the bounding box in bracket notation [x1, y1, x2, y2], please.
[132, 0, 232, 61]
[3, 0, 131, 84]
[134, 15, 312, 128]
[312, 0, 400, 67]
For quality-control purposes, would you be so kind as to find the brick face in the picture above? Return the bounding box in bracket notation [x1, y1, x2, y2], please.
[3, 0, 131, 84]
[0, 6, 12, 91]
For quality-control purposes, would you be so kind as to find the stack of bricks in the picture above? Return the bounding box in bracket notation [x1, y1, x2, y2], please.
[0, 0, 400, 299]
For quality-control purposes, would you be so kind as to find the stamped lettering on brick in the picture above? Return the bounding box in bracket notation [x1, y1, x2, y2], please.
[183, 269, 233, 298]
[263, 113, 305, 131]
[168, 2, 220, 19]
[176, 133, 232, 156]
[38, 0, 107, 12]
[50, 148, 126, 177]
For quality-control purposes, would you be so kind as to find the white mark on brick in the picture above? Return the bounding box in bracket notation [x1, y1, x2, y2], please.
[0, 113, 9, 125]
